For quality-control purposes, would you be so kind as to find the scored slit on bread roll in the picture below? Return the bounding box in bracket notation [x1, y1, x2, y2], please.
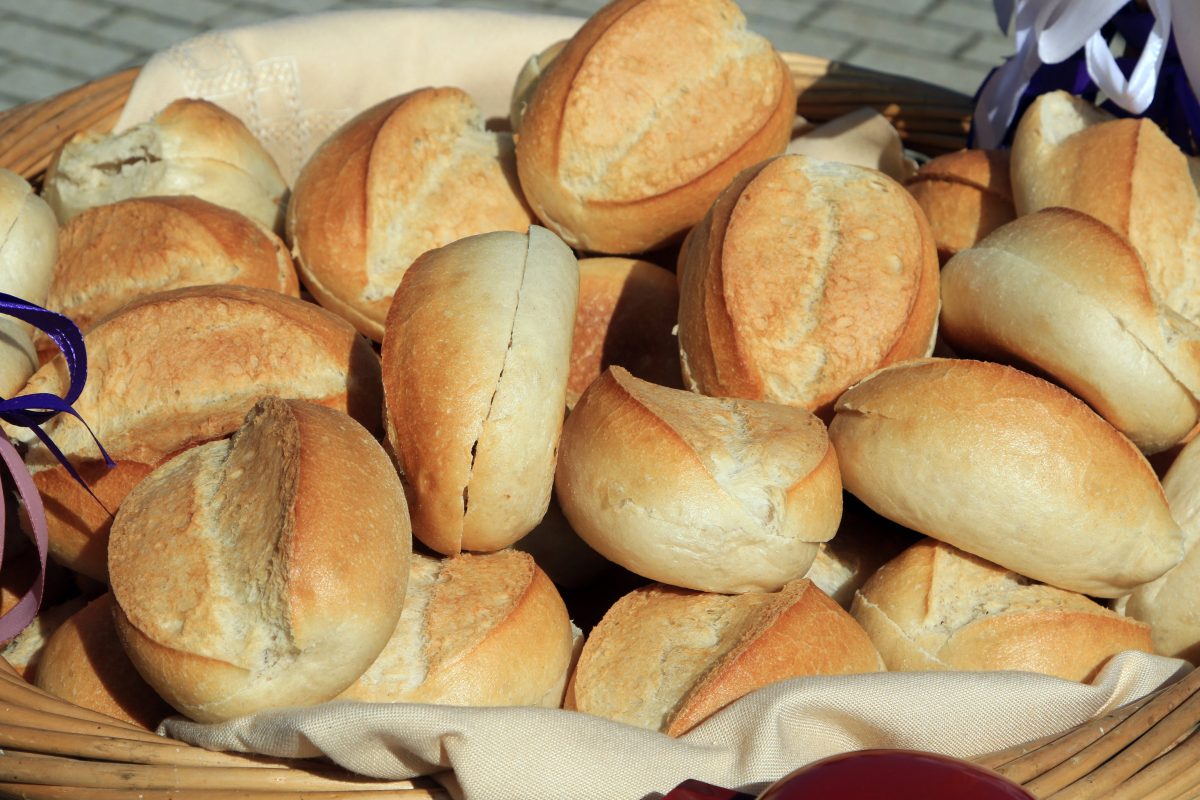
[556, 366, 841, 594]
[36, 196, 299, 362]
[382, 226, 578, 555]
[337, 550, 576, 707]
[44, 98, 288, 233]
[852, 539, 1152, 682]
[829, 358, 1183, 598]
[566, 578, 883, 736]
[288, 86, 534, 342]
[109, 398, 411, 723]
[941, 207, 1200, 455]
[516, 0, 796, 254]
[677, 154, 939, 417]
[1011, 90, 1200, 322]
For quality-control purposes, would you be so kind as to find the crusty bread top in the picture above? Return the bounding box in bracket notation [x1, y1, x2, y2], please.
[853, 539, 1152, 681]
[10, 284, 382, 470]
[288, 87, 533, 341]
[830, 358, 1183, 597]
[678, 154, 939, 415]
[44, 195, 298, 349]
[907, 148, 1012, 199]
[109, 398, 410, 722]
[0, 167, 57, 307]
[568, 579, 882, 735]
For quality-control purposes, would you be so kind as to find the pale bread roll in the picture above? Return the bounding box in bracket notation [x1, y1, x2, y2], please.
[337, 550, 575, 707]
[677, 154, 939, 417]
[852, 539, 1152, 681]
[7, 284, 382, 471]
[1, 597, 85, 681]
[516, 0, 795, 254]
[109, 398, 411, 723]
[0, 168, 56, 396]
[38, 195, 299, 361]
[288, 87, 535, 341]
[1123, 434, 1200, 662]
[556, 367, 841, 594]
[566, 579, 883, 736]
[35, 594, 173, 730]
[1010, 91, 1200, 321]
[941, 207, 1200, 454]
[510, 40, 567, 134]
[44, 99, 287, 233]
[568, 257, 681, 408]
[828, 358, 1182, 597]
[803, 495, 918, 609]
[904, 148, 1014, 264]
[382, 227, 578, 555]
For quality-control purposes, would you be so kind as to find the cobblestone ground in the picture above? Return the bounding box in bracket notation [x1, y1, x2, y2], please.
[0, 0, 1011, 111]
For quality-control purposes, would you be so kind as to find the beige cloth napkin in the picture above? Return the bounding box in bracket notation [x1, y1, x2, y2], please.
[119, 11, 1190, 800]
[163, 651, 1189, 800]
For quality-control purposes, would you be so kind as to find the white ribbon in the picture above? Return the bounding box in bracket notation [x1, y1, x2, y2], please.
[974, 0, 1200, 149]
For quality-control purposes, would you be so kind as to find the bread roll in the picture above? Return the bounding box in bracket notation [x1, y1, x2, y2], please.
[556, 366, 841, 594]
[337, 550, 574, 707]
[38, 196, 299, 361]
[803, 494, 918, 609]
[382, 227, 578, 555]
[1011, 91, 1200, 321]
[941, 207, 1200, 454]
[35, 594, 173, 729]
[288, 87, 535, 341]
[109, 398, 411, 723]
[1, 597, 85, 681]
[566, 578, 883, 736]
[0, 168, 56, 396]
[7, 284, 382, 471]
[568, 257, 681, 408]
[44, 99, 286, 232]
[1122, 434, 1200, 662]
[677, 154, 939, 417]
[510, 40, 567, 134]
[904, 148, 1014, 264]
[516, 0, 795, 254]
[852, 539, 1152, 681]
[829, 358, 1182, 597]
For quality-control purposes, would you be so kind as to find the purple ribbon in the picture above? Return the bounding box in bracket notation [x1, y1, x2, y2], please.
[970, 3, 1200, 154]
[0, 291, 111, 643]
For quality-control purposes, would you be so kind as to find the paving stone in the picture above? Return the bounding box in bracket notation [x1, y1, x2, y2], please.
[96, 0, 238, 26]
[0, 60, 89, 102]
[925, 0, 1004, 33]
[0, 18, 132, 77]
[244, 0, 345, 16]
[736, 0, 821, 25]
[3, 0, 112, 31]
[811, 4, 972, 56]
[839, 0, 938, 16]
[960, 30, 1016, 68]
[96, 11, 203, 51]
[756, 24, 860, 61]
[850, 42, 989, 95]
[545, 0, 607, 15]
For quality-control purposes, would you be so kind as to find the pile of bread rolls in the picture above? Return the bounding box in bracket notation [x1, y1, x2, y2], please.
[2, 0, 1198, 746]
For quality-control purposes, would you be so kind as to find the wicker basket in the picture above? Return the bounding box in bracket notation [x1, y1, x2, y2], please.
[0, 56, 1198, 800]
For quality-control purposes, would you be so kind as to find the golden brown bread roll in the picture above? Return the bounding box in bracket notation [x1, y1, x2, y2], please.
[828, 358, 1183, 598]
[516, 0, 795, 254]
[852, 539, 1152, 681]
[382, 227, 578, 555]
[288, 87, 535, 341]
[35, 593, 173, 729]
[677, 154, 939, 417]
[337, 550, 575, 708]
[1011, 91, 1200, 322]
[1, 597, 85, 681]
[37, 195, 299, 362]
[44, 98, 288, 233]
[941, 207, 1200, 454]
[904, 148, 1014, 264]
[556, 367, 841, 594]
[568, 257, 681, 408]
[566, 578, 883, 736]
[109, 398, 411, 723]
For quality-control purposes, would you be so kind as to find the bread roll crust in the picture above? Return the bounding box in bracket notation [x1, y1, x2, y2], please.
[904, 148, 1015, 263]
[289, 87, 534, 341]
[109, 398, 411, 722]
[556, 367, 841, 593]
[829, 358, 1183, 597]
[516, 0, 795, 253]
[852, 540, 1152, 681]
[678, 155, 940, 416]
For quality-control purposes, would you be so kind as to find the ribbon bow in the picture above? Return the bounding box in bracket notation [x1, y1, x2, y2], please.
[0, 293, 111, 643]
[973, 0, 1200, 151]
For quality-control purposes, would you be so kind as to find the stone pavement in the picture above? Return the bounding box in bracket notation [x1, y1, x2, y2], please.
[0, 0, 1011, 112]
